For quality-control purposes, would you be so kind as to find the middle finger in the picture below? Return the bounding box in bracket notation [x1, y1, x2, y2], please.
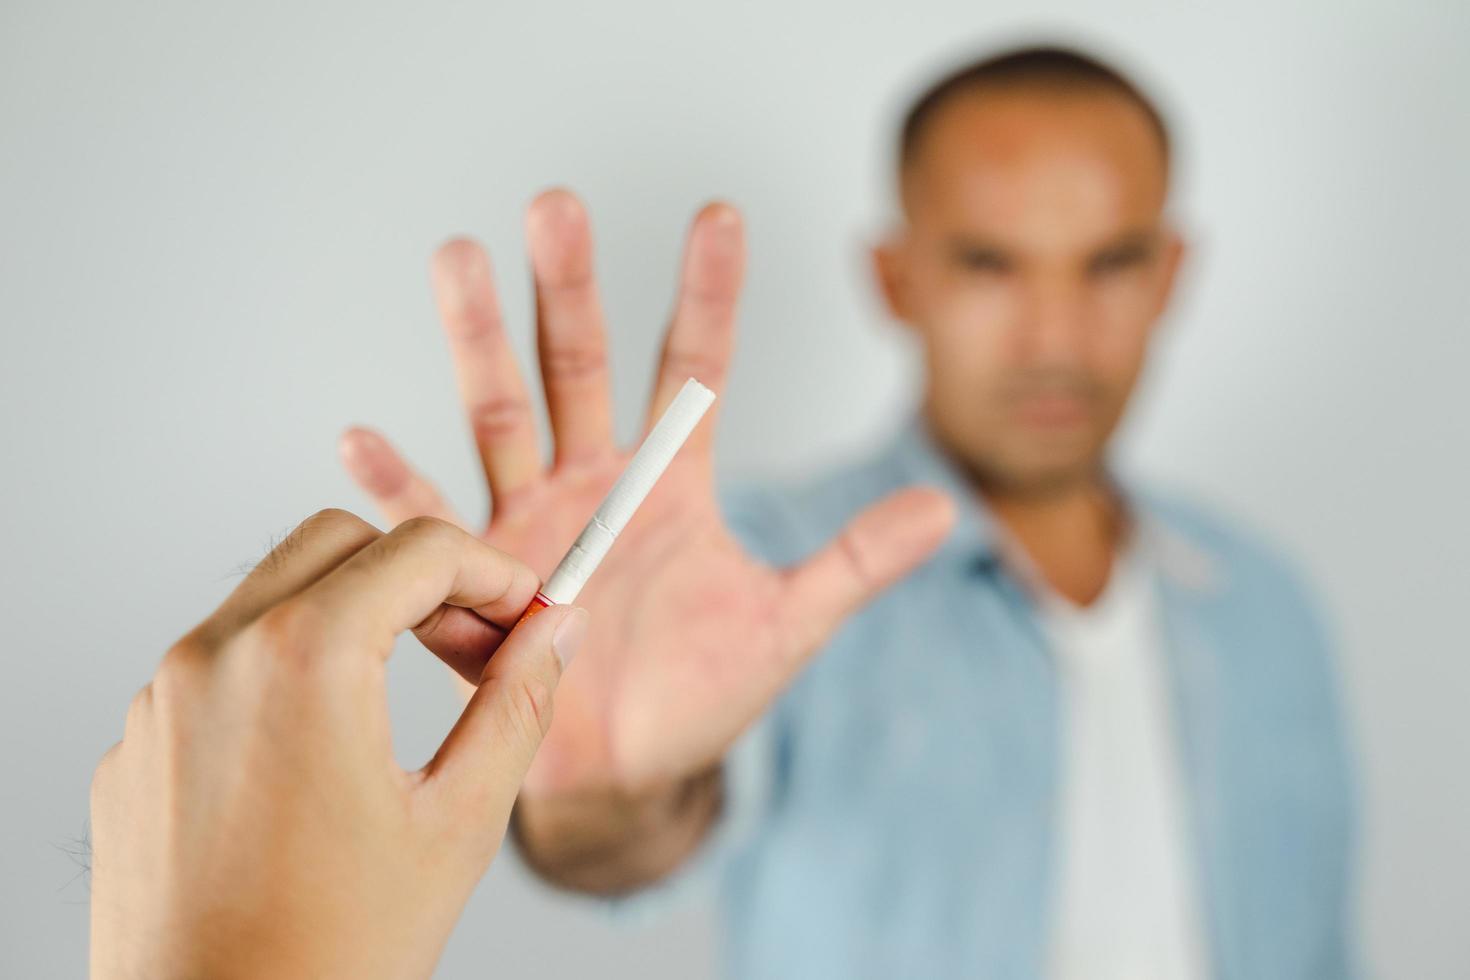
[527, 189, 616, 470]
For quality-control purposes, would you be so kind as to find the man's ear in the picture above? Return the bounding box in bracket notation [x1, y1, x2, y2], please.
[870, 235, 912, 327]
[1150, 227, 1188, 323]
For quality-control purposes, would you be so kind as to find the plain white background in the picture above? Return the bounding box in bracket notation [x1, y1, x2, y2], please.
[2, 0, 1466, 976]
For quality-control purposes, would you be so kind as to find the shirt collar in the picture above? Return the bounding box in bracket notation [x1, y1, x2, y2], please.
[873, 411, 1224, 594]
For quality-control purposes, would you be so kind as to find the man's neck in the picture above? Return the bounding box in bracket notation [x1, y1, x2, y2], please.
[982, 481, 1124, 607]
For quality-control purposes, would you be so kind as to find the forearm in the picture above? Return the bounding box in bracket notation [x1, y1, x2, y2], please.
[509, 764, 724, 896]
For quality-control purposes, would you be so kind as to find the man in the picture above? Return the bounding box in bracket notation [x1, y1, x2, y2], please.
[341, 45, 1357, 978]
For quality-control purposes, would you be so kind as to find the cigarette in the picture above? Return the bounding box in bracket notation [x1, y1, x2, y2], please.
[516, 377, 716, 625]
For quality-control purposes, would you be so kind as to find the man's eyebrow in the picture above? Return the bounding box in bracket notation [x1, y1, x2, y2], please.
[1094, 228, 1162, 255]
[945, 234, 1019, 260]
[946, 231, 1014, 250]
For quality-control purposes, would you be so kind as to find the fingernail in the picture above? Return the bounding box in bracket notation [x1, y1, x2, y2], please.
[552, 607, 589, 670]
[705, 201, 740, 228]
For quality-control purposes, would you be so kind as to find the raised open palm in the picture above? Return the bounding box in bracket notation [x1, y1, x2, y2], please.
[340, 190, 953, 799]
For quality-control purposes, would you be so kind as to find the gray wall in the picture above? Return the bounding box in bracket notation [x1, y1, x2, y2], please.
[2, 0, 1466, 976]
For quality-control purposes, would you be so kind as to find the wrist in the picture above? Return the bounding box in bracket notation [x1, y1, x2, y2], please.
[510, 765, 724, 894]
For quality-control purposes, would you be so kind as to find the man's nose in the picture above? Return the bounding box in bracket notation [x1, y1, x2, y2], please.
[1016, 280, 1089, 367]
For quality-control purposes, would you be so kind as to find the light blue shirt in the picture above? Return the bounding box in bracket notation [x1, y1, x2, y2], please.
[625, 414, 1359, 979]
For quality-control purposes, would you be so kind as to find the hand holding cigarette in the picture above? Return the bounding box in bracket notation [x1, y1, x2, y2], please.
[90, 511, 587, 980]
[339, 191, 955, 891]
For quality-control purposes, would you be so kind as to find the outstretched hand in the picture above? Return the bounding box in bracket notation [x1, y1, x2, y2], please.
[339, 190, 954, 799]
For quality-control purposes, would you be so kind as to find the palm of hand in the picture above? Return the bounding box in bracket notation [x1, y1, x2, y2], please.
[482, 453, 786, 795]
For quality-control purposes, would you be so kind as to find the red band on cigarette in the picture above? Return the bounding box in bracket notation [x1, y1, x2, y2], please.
[515, 591, 555, 627]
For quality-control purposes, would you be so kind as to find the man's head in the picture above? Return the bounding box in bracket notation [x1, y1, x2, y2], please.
[873, 46, 1184, 498]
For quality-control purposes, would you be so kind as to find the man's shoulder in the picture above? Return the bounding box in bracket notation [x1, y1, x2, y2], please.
[1135, 485, 1333, 642]
[1139, 488, 1309, 583]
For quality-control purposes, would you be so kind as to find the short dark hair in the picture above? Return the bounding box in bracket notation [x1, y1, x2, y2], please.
[898, 45, 1171, 172]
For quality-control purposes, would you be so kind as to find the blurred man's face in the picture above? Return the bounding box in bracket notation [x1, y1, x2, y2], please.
[875, 88, 1183, 497]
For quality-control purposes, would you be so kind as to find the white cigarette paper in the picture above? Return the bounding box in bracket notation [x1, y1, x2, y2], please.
[540, 378, 715, 603]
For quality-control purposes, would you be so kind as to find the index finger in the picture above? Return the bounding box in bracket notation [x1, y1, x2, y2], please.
[287, 516, 542, 660]
[431, 238, 545, 508]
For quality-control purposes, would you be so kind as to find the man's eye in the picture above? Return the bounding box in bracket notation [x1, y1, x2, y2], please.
[1088, 248, 1149, 276]
[956, 250, 1011, 274]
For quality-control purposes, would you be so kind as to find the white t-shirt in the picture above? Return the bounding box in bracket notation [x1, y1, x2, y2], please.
[1018, 542, 1211, 980]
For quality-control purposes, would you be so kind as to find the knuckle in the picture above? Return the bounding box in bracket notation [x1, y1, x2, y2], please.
[159, 631, 205, 671]
[153, 635, 207, 702]
[836, 527, 880, 591]
[500, 675, 555, 748]
[301, 508, 379, 552]
[396, 514, 456, 542]
[122, 683, 154, 736]
[413, 603, 452, 646]
[394, 514, 468, 564]
[305, 507, 375, 538]
[683, 284, 737, 317]
[247, 601, 325, 671]
[543, 342, 608, 383]
[660, 347, 727, 387]
[304, 506, 354, 528]
[469, 395, 532, 441]
[259, 509, 376, 574]
[90, 741, 124, 809]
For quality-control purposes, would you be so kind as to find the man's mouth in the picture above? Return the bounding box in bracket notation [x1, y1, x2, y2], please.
[1008, 391, 1092, 427]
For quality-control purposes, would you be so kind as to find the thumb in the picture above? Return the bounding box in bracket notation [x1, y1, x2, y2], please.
[780, 486, 955, 656]
[424, 603, 588, 814]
